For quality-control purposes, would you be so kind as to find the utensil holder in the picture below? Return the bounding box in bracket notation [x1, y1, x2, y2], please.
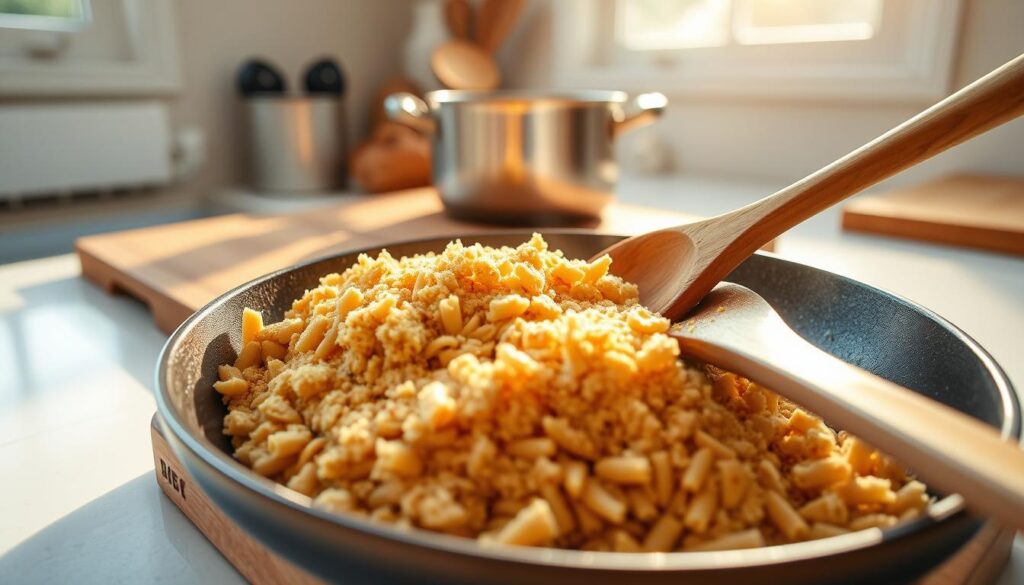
[244, 97, 346, 193]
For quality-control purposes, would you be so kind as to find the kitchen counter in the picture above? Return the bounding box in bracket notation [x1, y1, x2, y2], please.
[1, 175, 1022, 584]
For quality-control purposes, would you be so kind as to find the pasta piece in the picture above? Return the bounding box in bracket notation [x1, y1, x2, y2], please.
[439, 295, 463, 334]
[888, 480, 929, 515]
[267, 425, 312, 458]
[792, 456, 852, 490]
[766, 491, 809, 540]
[459, 313, 482, 336]
[842, 435, 875, 475]
[490, 499, 559, 547]
[234, 341, 262, 370]
[336, 287, 364, 318]
[252, 451, 295, 477]
[418, 381, 456, 430]
[849, 513, 898, 531]
[242, 308, 264, 345]
[213, 377, 248, 397]
[650, 451, 674, 506]
[529, 294, 562, 319]
[717, 459, 752, 510]
[695, 430, 737, 459]
[683, 487, 718, 533]
[313, 322, 339, 361]
[612, 530, 642, 552]
[682, 447, 715, 492]
[286, 462, 319, 496]
[367, 481, 404, 508]
[583, 254, 612, 283]
[757, 459, 786, 493]
[540, 484, 576, 535]
[217, 364, 242, 381]
[294, 316, 330, 353]
[642, 513, 684, 552]
[595, 456, 652, 485]
[787, 409, 821, 433]
[542, 417, 597, 460]
[258, 318, 304, 344]
[626, 307, 669, 334]
[687, 528, 765, 551]
[835, 476, 896, 506]
[508, 438, 557, 459]
[563, 460, 588, 498]
[628, 488, 659, 521]
[467, 436, 497, 479]
[799, 491, 849, 526]
[808, 522, 850, 540]
[514, 264, 545, 294]
[581, 481, 627, 524]
[487, 295, 530, 322]
[551, 262, 585, 285]
[374, 439, 423, 478]
[261, 340, 287, 360]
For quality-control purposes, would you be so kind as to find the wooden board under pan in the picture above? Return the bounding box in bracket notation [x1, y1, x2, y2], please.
[78, 188, 713, 334]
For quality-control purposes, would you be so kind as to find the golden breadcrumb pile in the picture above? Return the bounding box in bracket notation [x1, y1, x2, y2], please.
[215, 234, 928, 551]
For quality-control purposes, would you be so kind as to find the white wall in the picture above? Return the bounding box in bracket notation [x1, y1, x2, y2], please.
[169, 0, 412, 197]
[499, 0, 1024, 187]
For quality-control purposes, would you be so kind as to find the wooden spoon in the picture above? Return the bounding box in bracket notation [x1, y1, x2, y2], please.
[596, 54, 1024, 322]
[431, 39, 501, 90]
[475, 0, 526, 53]
[444, 0, 472, 40]
[673, 283, 1024, 529]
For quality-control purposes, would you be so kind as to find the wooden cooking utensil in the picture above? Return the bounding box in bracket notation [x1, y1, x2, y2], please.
[673, 283, 1024, 530]
[444, 0, 472, 40]
[596, 54, 1024, 322]
[475, 0, 526, 53]
[431, 39, 501, 90]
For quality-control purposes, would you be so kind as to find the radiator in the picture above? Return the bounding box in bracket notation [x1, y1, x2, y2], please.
[0, 101, 172, 200]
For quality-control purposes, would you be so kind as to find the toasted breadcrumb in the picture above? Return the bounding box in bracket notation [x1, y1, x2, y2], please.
[217, 235, 928, 550]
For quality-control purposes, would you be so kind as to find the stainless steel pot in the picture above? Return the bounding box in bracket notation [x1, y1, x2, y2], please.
[384, 90, 667, 224]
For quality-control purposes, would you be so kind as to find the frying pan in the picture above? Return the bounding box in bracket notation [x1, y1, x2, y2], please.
[155, 232, 1019, 585]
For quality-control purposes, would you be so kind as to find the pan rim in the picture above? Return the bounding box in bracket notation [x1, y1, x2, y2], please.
[155, 229, 1019, 572]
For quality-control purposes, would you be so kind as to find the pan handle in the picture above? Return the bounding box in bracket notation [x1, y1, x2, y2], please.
[613, 92, 667, 139]
[384, 93, 436, 135]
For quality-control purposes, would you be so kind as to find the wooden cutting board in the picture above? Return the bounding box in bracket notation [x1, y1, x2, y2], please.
[151, 414, 1013, 585]
[76, 188, 705, 334]
[842, 174, 1024, 256]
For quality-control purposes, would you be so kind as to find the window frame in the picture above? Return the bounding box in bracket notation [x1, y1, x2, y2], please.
[552, 0, 962, 104]
[0, 0, 180, 96]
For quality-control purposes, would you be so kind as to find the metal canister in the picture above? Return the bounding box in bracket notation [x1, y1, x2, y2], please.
[245, 97, 346, 193]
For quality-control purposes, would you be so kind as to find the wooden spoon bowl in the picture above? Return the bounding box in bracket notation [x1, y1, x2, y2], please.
[431, 39, 501, 91]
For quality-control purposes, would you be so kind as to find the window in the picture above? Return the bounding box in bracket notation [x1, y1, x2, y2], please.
[0, 0, 91, 32]
[0, 0, 180, 96]
[617, 0, 882, 49]
[553, 0, 962, 102]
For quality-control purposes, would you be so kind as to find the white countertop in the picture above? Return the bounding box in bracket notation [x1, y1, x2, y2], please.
[1, 175, 1022, 584]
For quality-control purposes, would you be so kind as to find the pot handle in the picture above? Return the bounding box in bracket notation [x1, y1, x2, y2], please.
[614, 92, 667, 138]
[384, 93, 436, 135]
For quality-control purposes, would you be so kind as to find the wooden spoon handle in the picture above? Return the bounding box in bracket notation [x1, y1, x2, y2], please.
[475, 0, 525, 53]
[444, 0, 472, 40]
[673, 302, 1024, 530]
[720, 53, 1024, 260]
